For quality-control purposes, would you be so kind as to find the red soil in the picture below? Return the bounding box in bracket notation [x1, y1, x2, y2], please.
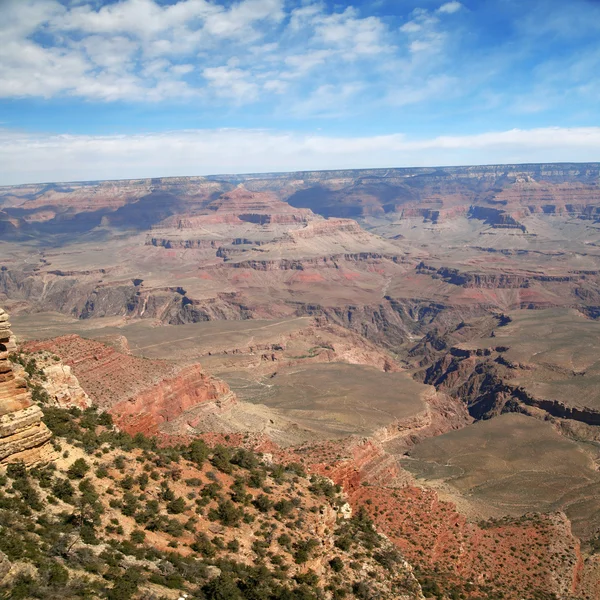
[299, 438, 583, 599]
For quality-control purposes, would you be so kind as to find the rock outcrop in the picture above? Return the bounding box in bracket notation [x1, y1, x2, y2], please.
[109, 364, 236, 436]
[25, 334, 237, 438]
[0, 308, 52, 465]
[41, 361, 92, 410]
[11, 350, 92, 410]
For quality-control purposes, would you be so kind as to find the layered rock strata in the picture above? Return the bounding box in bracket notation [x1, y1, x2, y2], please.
[109, 365, 236, 436]
[25, 335, 237, 437]
[0, 308, 52, 464]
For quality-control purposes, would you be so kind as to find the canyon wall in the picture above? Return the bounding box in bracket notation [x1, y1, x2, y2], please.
[25, 334, 237, 438]
[1, 163, 598, 234]
[109, 364, 236, 436]
[0, 308, 52, 465]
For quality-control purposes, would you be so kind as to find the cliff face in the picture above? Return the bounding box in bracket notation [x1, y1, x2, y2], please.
[0, 270, 251, 325]
[420, 348, 513, 419]
[0, 308, 52, 465]
[418, 342, 600, 435]
[416, 262, 588, 289]
[109, 364, 236, 436]
[25, 334, 236, 438]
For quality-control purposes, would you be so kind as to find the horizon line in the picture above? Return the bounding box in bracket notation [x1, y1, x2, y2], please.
[2, 160, 600, 189]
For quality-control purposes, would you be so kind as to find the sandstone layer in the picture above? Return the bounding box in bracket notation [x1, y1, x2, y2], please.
[109, 364, 236, 436]
[0, 308, 52, 465]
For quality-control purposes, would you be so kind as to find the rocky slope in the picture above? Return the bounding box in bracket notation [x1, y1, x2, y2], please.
[6, 298, 600, 597]
[23, 327, 594, 599]
[4, 165, 600, 597]
[0, 308, 52, 465]
[0, 405, 425, 600]
[295, 436, 595, 600]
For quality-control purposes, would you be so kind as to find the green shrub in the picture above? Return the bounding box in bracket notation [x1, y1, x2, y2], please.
[329, 556, 344, 572]
[67, 458, 90, 479]
[130, 529, 146, 544]
[211, 445, 233, 474]
[52, 478, 75, 502]
[209, 500, 242, 527]
[253, 494, 273, 513]
[167, 497, 187, 514]
[191, 532, 215, 557]
[294, 538, 319, 564]
[6, 462, 27, 480]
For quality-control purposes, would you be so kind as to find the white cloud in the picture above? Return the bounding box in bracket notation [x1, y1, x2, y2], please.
[400, 7, 447, 56]
[203, 0, 284, 38]
[0, 41, 89, 99]
[1, 0, 598, 123]
[172, 64, 195, 76]
[283, 50, 334, 77]
[306, 6, 390, 58]
[318, 11, 379, 49]
[57, 0, 284, 46]
[203, 64, 259, 101]
[288, 3, 324, 29]
[0, 0, 287, 102]
[400, 21, 422, 34]
[263, 79, 288, 94]
[1, 126, 598, 185]
[438, 2, 463, 15]
[0, 0, 65, 39]
[79, 35, 139, 70]
[60, 0, 216, 38]
[0, 0, 397, 110]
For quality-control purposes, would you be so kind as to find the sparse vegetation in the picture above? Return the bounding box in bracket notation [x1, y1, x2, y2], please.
[0, 404, 419, 599]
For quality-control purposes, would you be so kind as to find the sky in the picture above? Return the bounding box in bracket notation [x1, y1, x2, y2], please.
[0, 0, 599, 184]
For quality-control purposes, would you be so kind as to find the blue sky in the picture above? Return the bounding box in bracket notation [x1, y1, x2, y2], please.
[1, 0, 599, 184]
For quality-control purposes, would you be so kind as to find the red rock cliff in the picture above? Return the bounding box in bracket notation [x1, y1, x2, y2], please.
[25, 334, 235, 438]
[109, 364, 234, 436]
[0, 308, 52, 465]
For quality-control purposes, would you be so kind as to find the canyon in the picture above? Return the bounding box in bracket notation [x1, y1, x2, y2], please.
[3, 163, 600, 597]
